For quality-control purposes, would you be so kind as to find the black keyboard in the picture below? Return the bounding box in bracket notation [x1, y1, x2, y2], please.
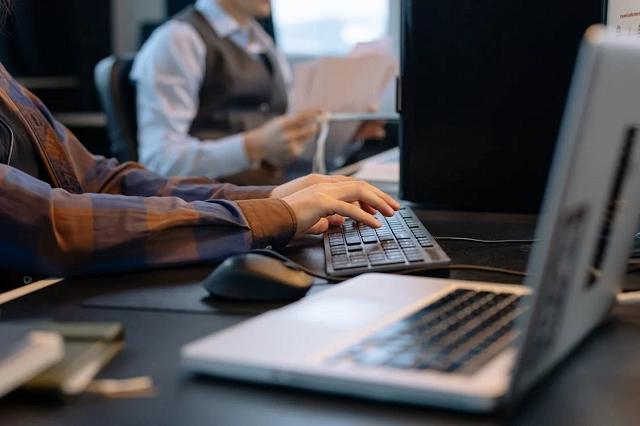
[327, 289, 527, 375]
[323, 206, 450, 276]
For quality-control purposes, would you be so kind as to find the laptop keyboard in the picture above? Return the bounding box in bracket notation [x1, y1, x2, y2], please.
[327, 289, 527, 375]
[323, 207, 450, 276]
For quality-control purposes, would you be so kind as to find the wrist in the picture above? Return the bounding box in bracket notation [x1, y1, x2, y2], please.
[237, 199, 298, 248]
[269, 186, 281, 199]
[244, 130, 263, 163]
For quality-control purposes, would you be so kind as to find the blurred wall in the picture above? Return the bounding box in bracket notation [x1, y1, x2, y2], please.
[112, 0, 166, 54]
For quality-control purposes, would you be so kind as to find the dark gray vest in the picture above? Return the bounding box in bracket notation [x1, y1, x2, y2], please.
[177, 7, 289, 185]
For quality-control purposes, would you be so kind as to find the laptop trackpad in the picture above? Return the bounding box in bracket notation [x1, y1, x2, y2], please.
[291, 297, 403, 330]
[227, 297, 405, 358]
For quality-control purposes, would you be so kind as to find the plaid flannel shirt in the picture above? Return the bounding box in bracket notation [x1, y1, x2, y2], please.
[0, 64, 296, 282]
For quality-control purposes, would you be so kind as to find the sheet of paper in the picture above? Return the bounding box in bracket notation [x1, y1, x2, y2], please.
[291, 42, 399, 166]
[349, 38, 392, 57]
[352, 147, 400, 183]
[291, 60, 317, 113]
[353, 162, 399, 183]
[303, 54, 392, 111]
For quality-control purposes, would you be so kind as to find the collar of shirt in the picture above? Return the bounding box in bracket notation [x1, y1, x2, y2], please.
[195, 0, 273, 55]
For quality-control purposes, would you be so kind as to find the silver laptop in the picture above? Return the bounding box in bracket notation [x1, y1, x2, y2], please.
[181, 26, 640, 412]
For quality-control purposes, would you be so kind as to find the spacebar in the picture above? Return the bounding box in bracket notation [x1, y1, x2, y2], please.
[370, 258, 405, 266]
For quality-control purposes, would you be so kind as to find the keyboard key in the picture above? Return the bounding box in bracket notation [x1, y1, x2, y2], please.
[345, 235, 361, 245]
[406, 254, 425, 262]
[394, 232, 412, 240]
[402, 247, 421, 254]
[333, 263, 356, 270]
[386, 353, 418, 369]
[349, 256, 368, 266]
[371, 258, 405, 266]
[354, 350, 392, 366]
[332, 254, 348, 263]
[399, 240, 417, 247]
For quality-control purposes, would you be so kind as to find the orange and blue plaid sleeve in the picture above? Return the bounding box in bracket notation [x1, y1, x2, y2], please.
[0, 67, 296, 278]
[0, 164, 296, 277]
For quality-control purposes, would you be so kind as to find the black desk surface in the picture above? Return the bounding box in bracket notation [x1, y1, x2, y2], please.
[2, 209, 640, 426]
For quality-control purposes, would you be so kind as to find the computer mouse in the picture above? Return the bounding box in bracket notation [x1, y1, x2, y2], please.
[202, 253, 315, 302]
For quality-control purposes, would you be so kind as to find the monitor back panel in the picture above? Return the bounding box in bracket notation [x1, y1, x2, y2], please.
[399, 0, 605, 213]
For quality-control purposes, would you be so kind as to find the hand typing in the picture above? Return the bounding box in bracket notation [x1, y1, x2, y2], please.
[279, 180, 401, 237]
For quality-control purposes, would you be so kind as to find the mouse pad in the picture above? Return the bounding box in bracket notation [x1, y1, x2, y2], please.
[82, 237, 331, 315]
[81, 274, 330, 316]
[83, 281, 222, 314]
[82, 282, 331, 315]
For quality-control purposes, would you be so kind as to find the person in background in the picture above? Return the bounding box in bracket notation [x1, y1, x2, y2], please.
[0, 0, 400, 290]
[131, 0, 385, 185]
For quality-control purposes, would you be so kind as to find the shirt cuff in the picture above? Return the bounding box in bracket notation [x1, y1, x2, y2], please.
[237, 198, 297, 249]
[202, 133, 252, 174]
[218, 185, 277, 201]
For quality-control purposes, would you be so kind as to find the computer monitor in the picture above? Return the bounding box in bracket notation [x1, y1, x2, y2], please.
[606, 0, 640, 33]
[398, 0, 606, 213]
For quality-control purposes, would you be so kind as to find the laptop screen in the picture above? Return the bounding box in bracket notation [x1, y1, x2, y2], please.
[507, 26, 640, 400]
[607, 0, 640, 34]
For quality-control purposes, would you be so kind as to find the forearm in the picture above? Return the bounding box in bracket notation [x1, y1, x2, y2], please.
[122, 167, 278, 201]
[0, 166, 294, 277]
[137, 123, 254, 179]
[64, 135, 274, 201]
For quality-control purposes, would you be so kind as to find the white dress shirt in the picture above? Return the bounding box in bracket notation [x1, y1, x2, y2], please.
[130, 0, 293, 178]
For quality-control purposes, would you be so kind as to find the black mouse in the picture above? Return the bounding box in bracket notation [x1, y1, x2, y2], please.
[202, 253, 315, 301]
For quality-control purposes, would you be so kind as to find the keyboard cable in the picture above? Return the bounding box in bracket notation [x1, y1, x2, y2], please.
[252, 250, 640, 305]
[433, 237, 536, 244]
[250, 249, 527, 283]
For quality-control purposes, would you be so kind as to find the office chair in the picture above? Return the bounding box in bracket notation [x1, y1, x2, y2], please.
[94, 55, 138, 163]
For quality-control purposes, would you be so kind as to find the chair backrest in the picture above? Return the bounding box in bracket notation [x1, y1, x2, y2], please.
[94, 55, 138, 163]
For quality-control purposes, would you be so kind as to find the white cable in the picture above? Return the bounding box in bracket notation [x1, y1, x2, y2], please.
[312, 113, 331, 174]
[311, 112, 399, 175]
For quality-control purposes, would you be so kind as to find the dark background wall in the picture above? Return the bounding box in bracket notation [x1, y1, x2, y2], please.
[0, 0, 112, 155]
[0, 0, 111, 111]
[0, 0, 275, 157]
[167, 0, 193, 15]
